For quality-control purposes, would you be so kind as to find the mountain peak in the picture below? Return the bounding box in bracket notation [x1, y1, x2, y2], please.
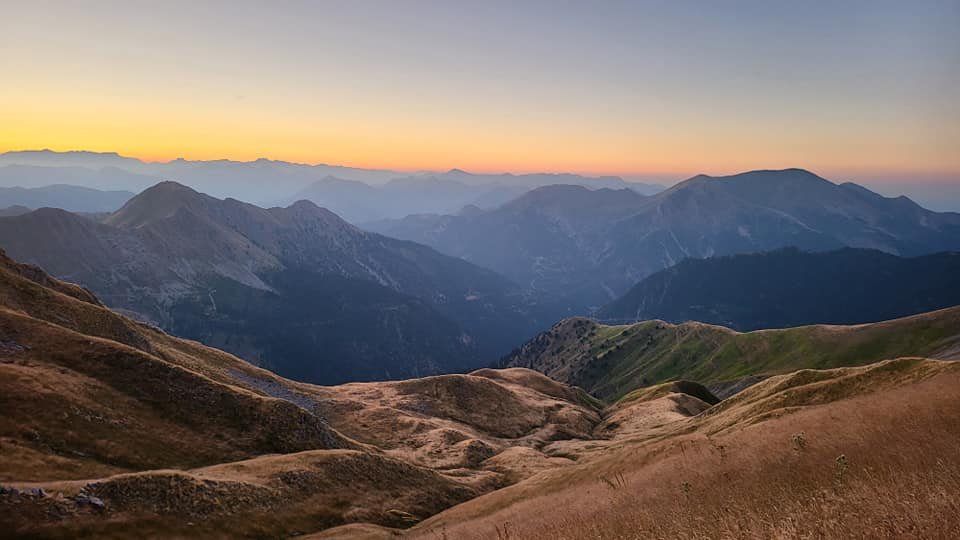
[281, 198, 356, 229]
[287, 198, 321, 211]
[105, 181, 210, 228]
[672, 168, 834, 195]
[689, 168, 820, 182]
[145, 179, 197, 193]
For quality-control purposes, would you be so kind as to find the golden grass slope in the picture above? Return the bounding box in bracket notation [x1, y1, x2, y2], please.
[4, 450, 478, 539]
[0, 249, 604, 537]
[347, 357, 959, 540]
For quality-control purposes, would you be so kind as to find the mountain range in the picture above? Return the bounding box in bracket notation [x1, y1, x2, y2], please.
[599, 247, 960, 330]
[286, 172, 664, 225]
[0, 151, 661, 221]
[2, 167, 959, 386]
[0, 164, 159, 192]
[2, 248, 959, 538]
[0, 182, 543, 383]
[0, 184, 134, 213]
[368, 169, 960, 313]
[0, 206, 31, 217]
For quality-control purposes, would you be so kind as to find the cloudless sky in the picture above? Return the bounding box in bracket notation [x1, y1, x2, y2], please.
[1, 0, 958, 183]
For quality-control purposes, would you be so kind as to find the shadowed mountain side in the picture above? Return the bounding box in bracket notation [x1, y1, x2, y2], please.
[600, 248, 960, 330]
[0, 250, 354, 483]
[0, 182, 546, 383]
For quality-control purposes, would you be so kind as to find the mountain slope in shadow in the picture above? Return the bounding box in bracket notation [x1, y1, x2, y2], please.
[600, 247, 960, 330]
[0, 182, 544, 383]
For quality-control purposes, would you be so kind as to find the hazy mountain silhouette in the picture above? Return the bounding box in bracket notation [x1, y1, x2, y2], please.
[0, 184, 134, 212]
[0, 150, 663, 219]
[286, 175, 528, 223]
[368, 169, 960, 313]
[0, 164, 159, 192]
[0, 205, 31, 217]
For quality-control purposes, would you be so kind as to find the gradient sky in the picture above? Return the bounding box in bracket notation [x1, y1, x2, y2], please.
[1, 0, 958, 183]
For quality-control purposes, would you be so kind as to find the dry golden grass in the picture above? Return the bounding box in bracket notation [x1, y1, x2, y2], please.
[2, 449, 476, 539]
[4, 248, 960, 539]
[405, 362, 960, 540]
[0, 250, 604, 536]
[306, 368, 601, 487]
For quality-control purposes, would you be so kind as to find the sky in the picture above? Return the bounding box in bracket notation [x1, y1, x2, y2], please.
[1, 0, 958, 185]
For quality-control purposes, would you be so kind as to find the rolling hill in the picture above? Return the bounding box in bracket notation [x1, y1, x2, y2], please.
[600, 248, 960, 329]
[388, 357, 960, 540]
[0, 251, 601, 536]
[0, 182, 544, 384]
[368, 169, 960, 313]
[503, 306, 960, 400]
[3, 249, 959, 538]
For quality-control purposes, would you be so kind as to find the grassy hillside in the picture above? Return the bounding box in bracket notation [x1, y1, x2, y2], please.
[390, 358, 960, 540]
[0, 249, 601, 537]
[504, 306, 960, 401]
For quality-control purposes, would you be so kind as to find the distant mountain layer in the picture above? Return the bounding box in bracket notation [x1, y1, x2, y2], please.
[0, 184, 135, 212]
[0, 150, 661, 215]
[369, 169, 960, 313]
[0, 164, 159, 192]
[288, 173, 664, 224]
[0, 181, 542, 384]
[503, 305, 960, 401]
[285, 175, 528, 223]
[600, 248, 960, 330]
[0, 206, 31, 217]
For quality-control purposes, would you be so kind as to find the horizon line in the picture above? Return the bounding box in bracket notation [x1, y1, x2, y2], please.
[2, 147, 959, 185]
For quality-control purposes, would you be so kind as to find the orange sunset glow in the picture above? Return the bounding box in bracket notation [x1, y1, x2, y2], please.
[2, 2, 958, 184]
